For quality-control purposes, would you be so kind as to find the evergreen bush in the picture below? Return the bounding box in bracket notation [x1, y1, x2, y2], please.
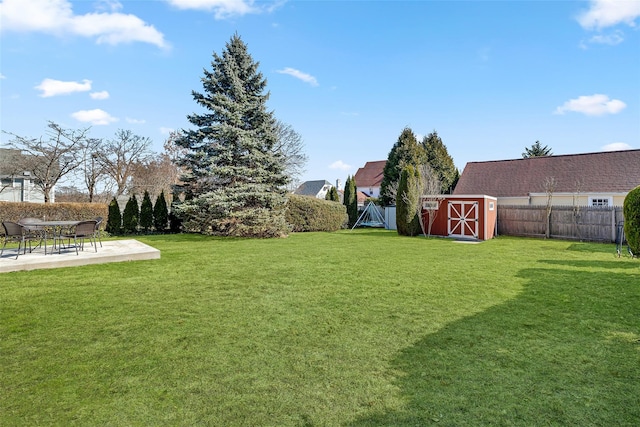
[122, 195, 140, 234]
[325, 187, 340, 202]
[140, 191, 154, 232]
[153, 191, 169, 232]
[106, 198, 121, 234]
[396, 166, 421, 236]
[343, 175, 358, 227]
[286, 194, 347, 232]
[623, 185, 640, 256]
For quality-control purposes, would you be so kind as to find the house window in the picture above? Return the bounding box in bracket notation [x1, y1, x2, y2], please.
[489, 202, 495, 211]
[589, 197, 610, 207]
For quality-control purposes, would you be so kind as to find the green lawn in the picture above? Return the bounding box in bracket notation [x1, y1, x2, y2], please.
[1, 230, 639, 426]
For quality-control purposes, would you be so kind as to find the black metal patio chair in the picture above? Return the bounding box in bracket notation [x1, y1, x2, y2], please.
[94, 217, 103, 248]
[1, 221, 40, 259]
[18, 217, 47, 253]
[56, 220, 98, 255]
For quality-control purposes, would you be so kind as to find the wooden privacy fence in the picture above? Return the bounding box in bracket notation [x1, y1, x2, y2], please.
[497, 205, 624, 242]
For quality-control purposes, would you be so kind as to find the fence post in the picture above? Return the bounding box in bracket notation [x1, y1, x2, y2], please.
[611, 208, 616, 242]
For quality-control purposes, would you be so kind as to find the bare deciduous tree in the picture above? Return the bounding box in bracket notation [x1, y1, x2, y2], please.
[128, 153, 181, 201]
[78, 137, 111, 203]
[273, 120, 308, 190]
[402, 164, 443, 237]
[572, 179, 583, 240]
[543, 176, 557, 239]
[3, 121, 88, 203]
[98, 129, 153, 197]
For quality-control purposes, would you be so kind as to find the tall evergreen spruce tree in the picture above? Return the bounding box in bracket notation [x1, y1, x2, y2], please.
[153, 191, 169, 232]
[175, 34, 289, 237]
[140, 191, 154, 232]
[522, 140, 552, 158]
[422, 131, 458, 194]
[379, 127, 425, 206]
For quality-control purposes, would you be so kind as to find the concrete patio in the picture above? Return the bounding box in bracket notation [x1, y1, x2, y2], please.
[0, 239, 160, 273]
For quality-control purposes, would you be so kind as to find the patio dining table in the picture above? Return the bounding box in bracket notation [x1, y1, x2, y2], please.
[25, 220, 81, 255]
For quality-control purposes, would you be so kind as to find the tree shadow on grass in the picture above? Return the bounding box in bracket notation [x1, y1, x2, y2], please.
[347, 267, 640, 426]
[566, 242, 617, 254]
[539, 259, 640, 270]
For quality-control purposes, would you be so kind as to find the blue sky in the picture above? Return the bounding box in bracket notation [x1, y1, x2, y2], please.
[1, 0, 639, 188]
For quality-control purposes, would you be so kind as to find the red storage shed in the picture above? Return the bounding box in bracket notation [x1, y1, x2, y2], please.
[421, 195, 497, 241]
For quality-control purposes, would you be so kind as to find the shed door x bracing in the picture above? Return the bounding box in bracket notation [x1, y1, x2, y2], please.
[448, 201, 479, 238]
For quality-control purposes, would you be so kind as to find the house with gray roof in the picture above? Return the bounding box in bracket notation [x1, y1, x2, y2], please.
[0, 148, 50, 203]
[293, 180, 334, 200]
[453, 149, 640, 207]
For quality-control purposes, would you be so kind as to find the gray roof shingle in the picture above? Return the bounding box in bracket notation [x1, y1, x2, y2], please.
[293, 180, 332, 197]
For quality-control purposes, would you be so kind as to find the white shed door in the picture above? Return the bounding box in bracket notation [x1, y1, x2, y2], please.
[448, 201, 479, 238]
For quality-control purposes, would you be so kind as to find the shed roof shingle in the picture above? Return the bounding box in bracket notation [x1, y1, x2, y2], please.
[453, 149, 640, 197]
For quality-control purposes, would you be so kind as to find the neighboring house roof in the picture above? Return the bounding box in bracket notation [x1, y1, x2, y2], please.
[0, 148, 24, 176]
[293, 180, 332, 197]
[354, 160, 386, 188]
[338, 189, 369, 205]
[454, 149, 640, 197]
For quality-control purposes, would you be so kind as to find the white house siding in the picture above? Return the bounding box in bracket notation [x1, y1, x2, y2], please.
[357, 186, 380, 199]
[0, 177, 47, 203]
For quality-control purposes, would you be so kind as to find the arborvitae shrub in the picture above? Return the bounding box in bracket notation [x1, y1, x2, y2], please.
[153, 191, 169, 232]
[106, 198, 122, 234]
[325, 187, 340, 202]
[623, 185, 640, 256]
[139, 191, 154, 232]
[122, 195, 140, 234]
[286, 194, 347, 232]
[343, 175, 358, 227]
[396, 166, 421, 236]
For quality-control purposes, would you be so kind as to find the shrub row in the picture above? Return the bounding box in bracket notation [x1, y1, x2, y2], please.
[286, 194, 347, 232]
[0, 201, 108, 228]
[107, 191, 170, 235]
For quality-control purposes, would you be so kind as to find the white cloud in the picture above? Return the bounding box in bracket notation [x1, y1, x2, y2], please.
[166, 0, 280, 19]
[90, 90, 110, 100]
[602, 142, 633, 151]
[587, 30, 624, 45]
[35, 78, 92, 97]
[577, 0, 640, 30]
[329, 160, 352, 171]
[160, 127, 175, 135]
[554, 94, 626, 116]
[71, 109, 118, 125]
[0, 73, 6, 79]
[0, 0, 168, 49]
[126, 117, 146, 124]
[276, 67, 319, 87]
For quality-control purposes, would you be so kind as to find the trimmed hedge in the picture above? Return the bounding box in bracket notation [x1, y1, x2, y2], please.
[623, 185, 640, 256]
[286, 194, 347, 232]
[0, 201, 108, 229]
